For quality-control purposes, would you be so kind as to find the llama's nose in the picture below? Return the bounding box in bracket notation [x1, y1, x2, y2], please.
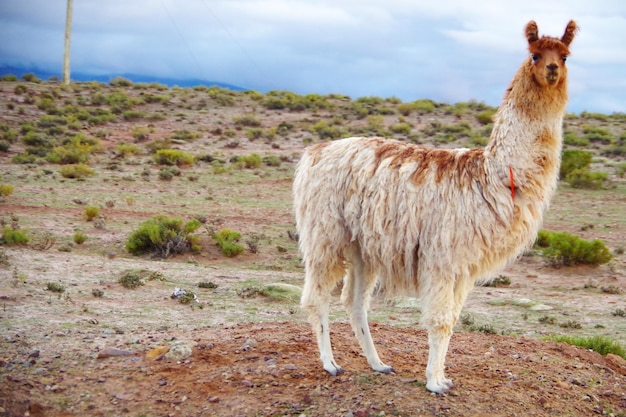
[547, 63, 558, 72]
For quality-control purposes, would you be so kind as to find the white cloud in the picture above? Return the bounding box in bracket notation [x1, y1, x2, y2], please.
[0, 0, 625, 112]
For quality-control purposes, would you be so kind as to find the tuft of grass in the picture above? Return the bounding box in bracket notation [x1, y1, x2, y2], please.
[232, 153, 262, 169]
[482, 275, 511, 287]
[560, 149, 592, 179]
[546, 335, 626, 359]
[213, 228, 244, 257]
[73, 231, 87, 245]
[153, 149, 194, 166]
[601, 285, 623, 295]
[59, 163, 95, 179]
[198, 281, 218, 289]
[260, 283, 302, 303]
[118, 270, 146, 289]
[84, 205, 100, 221]
[0, 183, 14, 197]
[1, 226, 29, 246]
[539, 315, 557, 325]
[46, 282, 65, 293]
[559, 320, 582, 329]
[126, 215, 202, 257]
[92, 288, 104, 298]
[535, 230, 613, 267]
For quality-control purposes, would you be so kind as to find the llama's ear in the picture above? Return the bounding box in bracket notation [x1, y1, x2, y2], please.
[525, 21, 539, 44]
[561, 20, 578, 46]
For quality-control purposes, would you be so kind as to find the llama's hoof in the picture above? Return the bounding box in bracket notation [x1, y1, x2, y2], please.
[373, 364, 395, 374]
[426, 378, 453, 394]
[324, 363, 344, 376]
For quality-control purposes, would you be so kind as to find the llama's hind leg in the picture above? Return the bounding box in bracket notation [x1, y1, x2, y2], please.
[341, 253, 393, 374]
[301, 265, 344, 376]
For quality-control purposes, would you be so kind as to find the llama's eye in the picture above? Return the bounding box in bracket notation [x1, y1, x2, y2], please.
[531, 53, 540, 62]
[562, 56, 568, 62]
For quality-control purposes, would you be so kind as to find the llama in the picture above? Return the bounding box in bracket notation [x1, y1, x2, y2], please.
[293, 20, 578, 394]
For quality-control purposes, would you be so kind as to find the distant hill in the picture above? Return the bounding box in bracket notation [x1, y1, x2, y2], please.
[0, 65, 247, 91]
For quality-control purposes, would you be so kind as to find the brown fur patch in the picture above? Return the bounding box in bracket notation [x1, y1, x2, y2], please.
[529, 37, 570, 57]
[307, 142, 331, 166]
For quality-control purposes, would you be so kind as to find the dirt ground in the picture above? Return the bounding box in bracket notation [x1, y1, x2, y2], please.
[1, 246, 625, 417]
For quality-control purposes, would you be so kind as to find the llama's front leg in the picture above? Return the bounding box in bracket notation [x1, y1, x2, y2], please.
[422, 283, 457, 393]
[425, 324, 454, 393]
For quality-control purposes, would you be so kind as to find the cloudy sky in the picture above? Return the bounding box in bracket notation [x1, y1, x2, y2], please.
[1, 0, 625, 113]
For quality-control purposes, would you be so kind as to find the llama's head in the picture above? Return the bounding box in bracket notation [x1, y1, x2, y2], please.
[525, 20, 578, 87]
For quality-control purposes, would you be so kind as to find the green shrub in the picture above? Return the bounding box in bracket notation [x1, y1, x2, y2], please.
[563, 131, 589, 147]
[234, 153, 262, 169]
[109, 77, 133, 87]
[412, 99, 436, 114]
[47, 141, 94, 164]
[389, 123, 412, 135]
[263, 155, 282, 167]
[0, 184, 14, 197]
[213, 228, 244, 257]
[475, 109, 496, 125]
[46, 282, 65, 293]
[311, 120, 344, 140]
[84, 205, 100, 221]
[233, 114, 262, 127]
[565, 169, 608, 189]
[582, 125, 612, 144]
[1, 226, 29, 245]
[118, 271, 145, 289]
[170, 129, 201, 141]
[126, 215, 202, 257]
[158, 166, 181, 180]
[560, 149, 592, 179]
[122, 110, 146, 121]
[546, 335, 625, 359]
[73, 231, 88, 244]
[116, 142, 141, 157]
[59, 163, 95, 179]
[21, 73, 40, 83]
[1, 74, 18, 81]
[153, 149, 195, 166]
[535, 230, 613, 267]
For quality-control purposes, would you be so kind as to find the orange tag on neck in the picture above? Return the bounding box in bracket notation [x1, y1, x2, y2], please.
[509, 167, 515, 200]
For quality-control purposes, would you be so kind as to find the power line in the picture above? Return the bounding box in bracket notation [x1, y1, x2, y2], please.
[199, 0, 264, 84]
[159, 0, 205, 77]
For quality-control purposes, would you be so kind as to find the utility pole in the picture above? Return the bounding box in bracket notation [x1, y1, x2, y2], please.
[63, 0, 74, 85]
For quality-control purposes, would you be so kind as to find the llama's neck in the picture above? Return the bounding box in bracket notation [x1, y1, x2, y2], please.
[485, 61, 567, 202]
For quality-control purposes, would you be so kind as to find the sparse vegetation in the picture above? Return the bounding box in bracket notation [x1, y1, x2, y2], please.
[0, 76, 625, 415]
[546, 335, 626, 359]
